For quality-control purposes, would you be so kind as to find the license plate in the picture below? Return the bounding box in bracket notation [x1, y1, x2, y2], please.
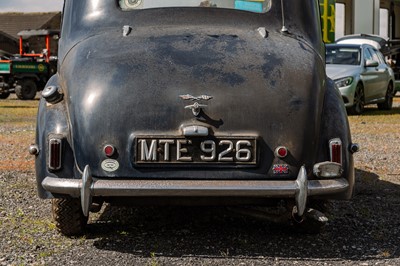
[134, 136, 257, 166]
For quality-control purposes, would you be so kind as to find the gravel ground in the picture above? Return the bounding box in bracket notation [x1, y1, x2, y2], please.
[0, 95, 399, 265]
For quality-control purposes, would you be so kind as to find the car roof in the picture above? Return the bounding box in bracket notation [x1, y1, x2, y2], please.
[326, 43, 366, 49]
[17, 29, 60, 38]
[335, 34, 390, 55]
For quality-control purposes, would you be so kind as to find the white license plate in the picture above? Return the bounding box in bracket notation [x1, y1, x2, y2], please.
[134, 136, 257, 165]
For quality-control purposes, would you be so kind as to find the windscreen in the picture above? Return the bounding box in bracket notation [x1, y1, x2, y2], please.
[326, 47, 361, 66]
[119, 0, 272, 13]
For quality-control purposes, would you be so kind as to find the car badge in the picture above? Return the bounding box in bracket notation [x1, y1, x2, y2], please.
[273, 164, 289, 174]
[101, 159, 120, 172]
[179, 94, 213, 116]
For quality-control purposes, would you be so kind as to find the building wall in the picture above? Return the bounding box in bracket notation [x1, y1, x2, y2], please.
[335, 0, 399, 39]
[0, 34, 18, 55]
[336, 0, 353, 35]
[0, 13, 61, 56]
[24, 13, 61, 56]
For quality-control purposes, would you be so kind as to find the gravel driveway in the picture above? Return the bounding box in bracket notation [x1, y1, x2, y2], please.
[1, 96, 399, 265]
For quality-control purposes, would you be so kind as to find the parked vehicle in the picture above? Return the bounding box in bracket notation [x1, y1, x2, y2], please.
[336, 34, 400, 96]
[326, 43, 395, 115]
[0, 30, 59, 100]
[31, 0, 358, 236]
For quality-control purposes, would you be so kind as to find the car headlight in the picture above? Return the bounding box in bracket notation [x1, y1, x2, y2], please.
[334, 77, 354, 88]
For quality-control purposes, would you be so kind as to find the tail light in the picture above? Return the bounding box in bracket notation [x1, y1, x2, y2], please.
[329, 138, 342, 165]
[49, 138, 62, 170]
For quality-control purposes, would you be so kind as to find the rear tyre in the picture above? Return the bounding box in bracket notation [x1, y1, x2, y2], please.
[348, 83, 364, 115]
[15, 79, 37, 100]
[377, 82, 393, 110]
[52, 198, 88, 236]
[0, 92, 10, 99]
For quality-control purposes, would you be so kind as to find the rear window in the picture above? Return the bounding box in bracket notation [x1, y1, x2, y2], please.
[326, 47, 361, 66]
[119, 0, 272, 13]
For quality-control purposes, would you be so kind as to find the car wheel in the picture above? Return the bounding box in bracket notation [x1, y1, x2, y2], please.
[0, 91, 10, 99]
[52, 198, 88, 236]
[348, 83, 364, 115]
[377, 82, 393, 110]
[15, 79, 37, 100]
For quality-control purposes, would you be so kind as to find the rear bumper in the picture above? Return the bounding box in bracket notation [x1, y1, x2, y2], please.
[42, 177, 349, 198]
[42, 165, 349, 217]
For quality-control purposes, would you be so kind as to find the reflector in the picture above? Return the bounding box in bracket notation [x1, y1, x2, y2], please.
[104, 145, 115, 157]
[275, 146, 288, 158]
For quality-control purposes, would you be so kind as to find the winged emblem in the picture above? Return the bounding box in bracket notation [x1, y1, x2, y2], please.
[179, 94, 213, 116]
[179, 94, 213, 101]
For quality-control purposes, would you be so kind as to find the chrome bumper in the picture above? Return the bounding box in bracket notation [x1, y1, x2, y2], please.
[42, 165, 349, 217]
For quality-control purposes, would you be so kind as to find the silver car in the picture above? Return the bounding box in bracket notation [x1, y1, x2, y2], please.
[326, 43, 395, 115]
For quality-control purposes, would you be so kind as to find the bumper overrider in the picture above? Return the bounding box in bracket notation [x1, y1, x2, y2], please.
[41, 164, 350, 217]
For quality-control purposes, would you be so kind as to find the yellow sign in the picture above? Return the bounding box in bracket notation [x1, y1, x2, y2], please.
[319, 0, 335, 43]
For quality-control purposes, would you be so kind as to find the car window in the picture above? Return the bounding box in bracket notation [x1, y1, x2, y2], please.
[368, 48, 382, 64]
[119, 0, 272, 13]
[377, 52, 387, 65]
[326, 47, 361, 65]
[373, 49, 387, 65]
[363, 48, 373, 61]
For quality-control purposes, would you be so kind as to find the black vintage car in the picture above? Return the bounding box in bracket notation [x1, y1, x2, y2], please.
[31, 0, 358, 236]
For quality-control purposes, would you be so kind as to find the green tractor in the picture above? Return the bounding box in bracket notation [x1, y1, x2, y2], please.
[0, 29, 59, 100]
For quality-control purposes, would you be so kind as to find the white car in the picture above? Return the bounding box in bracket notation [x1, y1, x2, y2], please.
[326, 43, 395, 115]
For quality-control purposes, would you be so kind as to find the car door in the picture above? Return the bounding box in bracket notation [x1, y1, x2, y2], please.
[374, 49, 392, 99]
[367, 48, 389, 100]
[361, 47, 386, 102]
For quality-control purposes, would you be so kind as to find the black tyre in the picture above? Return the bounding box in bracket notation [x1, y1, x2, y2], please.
[0, 92, 10, 99]
[52, 198, 88, 236]
[377, 82, 394, 110]
[15, 79, 37, 100]
[348, 83, 365, 115]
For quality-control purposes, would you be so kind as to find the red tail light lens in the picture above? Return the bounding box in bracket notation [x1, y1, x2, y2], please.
[329, 138, 342, 165]
[49, 138, 62, 170]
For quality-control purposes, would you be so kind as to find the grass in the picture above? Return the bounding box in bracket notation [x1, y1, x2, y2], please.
[0, 97, 37, 172]
[0, 98, 38, 123]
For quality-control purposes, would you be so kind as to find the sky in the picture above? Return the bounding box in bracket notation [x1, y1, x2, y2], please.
[0, 0, 63, 12]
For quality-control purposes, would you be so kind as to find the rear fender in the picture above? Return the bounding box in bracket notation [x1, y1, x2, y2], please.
[317, 78, 355, 199]
[35, 74, 75, 199]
